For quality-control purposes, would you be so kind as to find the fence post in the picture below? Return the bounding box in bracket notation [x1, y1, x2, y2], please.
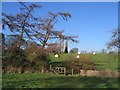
[41, 68, 44, 73]
[79, 69, 81, 75]
[50, 64, 52, 70]
[72, 68, 73, 75]
[64, 67, 66, 75]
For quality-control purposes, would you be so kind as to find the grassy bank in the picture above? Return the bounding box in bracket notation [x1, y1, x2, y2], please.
[50, 53, 118, 71]
[2, 73, 119, 88]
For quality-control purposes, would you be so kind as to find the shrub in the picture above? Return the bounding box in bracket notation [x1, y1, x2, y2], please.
[2, 45, 26, 73]
[2, 45, 51, 73]
[24, 47, 50, 70]
[65, 54, 96, 74]
[70, 48, 78, 53]
[2, 45, 25, 67]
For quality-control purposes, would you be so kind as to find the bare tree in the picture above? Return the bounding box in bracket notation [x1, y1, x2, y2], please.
[2, 2, 41, 47]
[2, 2, 78, 49]
[107, 29, 120, 51]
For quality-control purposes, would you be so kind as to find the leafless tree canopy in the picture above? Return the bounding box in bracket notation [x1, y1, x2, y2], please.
[107, 28, 120, 50]
[2, 2, 78, 49]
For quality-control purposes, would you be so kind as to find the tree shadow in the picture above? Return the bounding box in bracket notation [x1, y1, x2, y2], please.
[2, 75, 119, 88]
[44, 76, 119, 88]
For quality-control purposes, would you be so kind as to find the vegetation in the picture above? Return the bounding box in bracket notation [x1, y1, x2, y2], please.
[2, 2, 78, 74]
[2, 2, 78, 49]
[2, 73, 119, 88]
[2, 2, 119, 89]
[107, 29, 120, 51]
[50, 53, 118, 71]
[70, 47, 79, 53]
[65, 54, 96, 74]
[2, 45, 51, 73]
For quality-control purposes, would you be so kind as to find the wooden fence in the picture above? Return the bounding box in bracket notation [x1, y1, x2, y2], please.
[50, 65, 119, 77]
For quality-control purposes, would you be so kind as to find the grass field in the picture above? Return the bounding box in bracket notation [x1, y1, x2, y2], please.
[2, 73, 119, 88]
[50, 53, 118, 71]
[2, 53, 119, 88]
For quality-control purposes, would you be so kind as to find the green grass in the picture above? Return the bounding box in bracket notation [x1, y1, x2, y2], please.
[2, 53, 119, 88]
[91, 53, 118, 71]
[50, 53, 70, 62]
[50, 53, 118, 71]
[2, 73, 119, 88]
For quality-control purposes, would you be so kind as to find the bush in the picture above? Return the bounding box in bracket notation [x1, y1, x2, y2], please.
[69, 48, 78, 53]
[2, 45, 27, 73]
[65, 54, 96, 74]
[2, 45, 51, 73]
[24, 47, 50, 70]
[2, 45, 25, 67]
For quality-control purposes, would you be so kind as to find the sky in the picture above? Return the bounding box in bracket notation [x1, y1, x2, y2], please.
[2, 2, 118, 52]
